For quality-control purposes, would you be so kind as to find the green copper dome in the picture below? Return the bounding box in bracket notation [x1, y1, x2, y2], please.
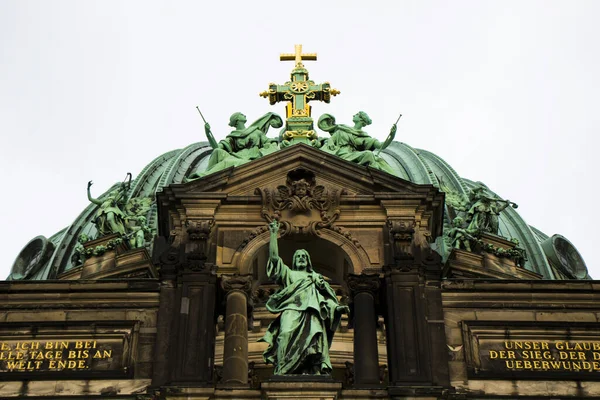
[9, 141, 588, 281]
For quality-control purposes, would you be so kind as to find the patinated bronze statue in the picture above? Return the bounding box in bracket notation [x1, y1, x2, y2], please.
[317, 112, 396, 174]
[260, 220, 348, 375]
[87, 176, 130, 237]
[187, 112, 282, 179]
[465, 184, 517, 235]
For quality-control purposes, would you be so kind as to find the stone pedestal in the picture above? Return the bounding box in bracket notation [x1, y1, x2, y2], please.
[80, 234, 128, 278]
[347, 273, 381, 387]
[220, 274, 253, 386]
[261, 378, 342, 400]
[446, 233, 542, 280]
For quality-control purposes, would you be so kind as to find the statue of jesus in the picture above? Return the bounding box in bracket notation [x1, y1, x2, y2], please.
[260, 220, 349, 375]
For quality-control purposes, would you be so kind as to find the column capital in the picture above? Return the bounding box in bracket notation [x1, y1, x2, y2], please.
[220, 274, 253, 297]
[347, 273, 381, 297]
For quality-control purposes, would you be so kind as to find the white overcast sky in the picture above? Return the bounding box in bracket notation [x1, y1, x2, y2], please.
[1, 1, 598, 279]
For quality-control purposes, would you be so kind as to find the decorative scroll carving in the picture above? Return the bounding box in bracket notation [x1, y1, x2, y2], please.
[220, 273, 253, 296]
[388, 219, 414, 260]
[182, 219, 214, 270]
[347, 273, 381, 297]
[256, 168, 345, 238]
[186, 219, 214, 241]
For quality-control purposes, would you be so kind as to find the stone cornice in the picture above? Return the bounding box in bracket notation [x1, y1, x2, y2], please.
[442, 280, 600, 309]
[0, 280, 160, 309]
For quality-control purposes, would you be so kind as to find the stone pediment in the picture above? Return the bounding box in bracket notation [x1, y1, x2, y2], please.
[161, 143, 441, 199]
[157, 144, 445, 276]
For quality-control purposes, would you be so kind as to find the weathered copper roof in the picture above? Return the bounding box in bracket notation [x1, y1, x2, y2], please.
[11, 141, 587, 280]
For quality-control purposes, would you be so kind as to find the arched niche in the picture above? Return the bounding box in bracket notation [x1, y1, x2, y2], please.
[234, 229, 371, 285]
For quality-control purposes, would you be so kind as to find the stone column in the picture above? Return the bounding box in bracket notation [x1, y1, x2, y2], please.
[347, 273, 381, 386]
[220, 274, 253, 386]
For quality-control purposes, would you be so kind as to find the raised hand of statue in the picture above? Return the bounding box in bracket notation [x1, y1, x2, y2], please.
[204, 122, 218, 149]
[390, 123, 397, 140]
[268, 220, 280, 235]
[87, 180, 93, 189]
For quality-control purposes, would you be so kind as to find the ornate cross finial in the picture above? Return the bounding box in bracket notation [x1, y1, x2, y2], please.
[261, 45, 339, 148]
[280, 44, 317, 67]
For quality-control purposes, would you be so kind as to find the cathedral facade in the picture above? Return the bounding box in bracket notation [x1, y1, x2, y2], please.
[2, 47, 596, 399]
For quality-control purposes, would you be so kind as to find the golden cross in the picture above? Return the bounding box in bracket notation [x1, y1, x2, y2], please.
[280, 44, 317, 67]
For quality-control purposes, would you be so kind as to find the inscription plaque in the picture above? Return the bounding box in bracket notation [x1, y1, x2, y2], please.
[463, 321, 600, 380]
[0, 321, 136, 380]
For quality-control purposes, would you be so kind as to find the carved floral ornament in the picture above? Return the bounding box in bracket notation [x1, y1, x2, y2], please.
[255, 168, 346, 238]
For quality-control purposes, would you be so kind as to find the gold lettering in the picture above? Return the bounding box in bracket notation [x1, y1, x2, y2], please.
[594, 362, 600, 371]
[490, 350, 498, 359]
[542, 361, 550, 369]
[594, 352, 600, 360]
[523, 360, 532, 369]
[556, 342, 565, 350]
[77, 360, 87, 368]
[583, 361, 592, 370]
[6, 361, 24, 370]
[0, 343, 9, 351]
[102, 350, 111, 358]
[505, 360, 515, 368]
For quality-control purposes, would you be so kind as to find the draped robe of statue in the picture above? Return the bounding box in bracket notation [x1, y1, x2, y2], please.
[188, 112, 282, 179]
[318, 113, 396, 175]
[260, 250, 347, 375]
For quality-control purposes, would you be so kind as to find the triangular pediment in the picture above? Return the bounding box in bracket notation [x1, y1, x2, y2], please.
[163, 144, 441, 198]
[157, 144, 446, 246]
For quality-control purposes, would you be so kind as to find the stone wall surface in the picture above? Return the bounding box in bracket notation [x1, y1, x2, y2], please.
[0, 280, 159, 397]
[442, 280, 600, 398]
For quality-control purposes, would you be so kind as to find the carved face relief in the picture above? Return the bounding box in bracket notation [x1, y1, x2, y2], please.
[292, 179, 309, 197]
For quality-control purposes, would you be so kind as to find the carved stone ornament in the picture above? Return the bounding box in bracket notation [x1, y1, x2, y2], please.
[220, 274, 253, 297]
[186, 218, 214, 241]
[256, 168, 345, 237]
[388, 218, 415, 259]
[347, 273, 381, 297]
